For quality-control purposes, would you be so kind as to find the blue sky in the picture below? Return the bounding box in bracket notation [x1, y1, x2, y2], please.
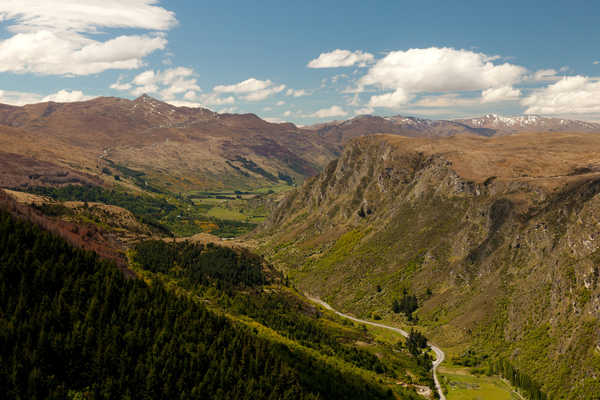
[0, 0, 599, 124]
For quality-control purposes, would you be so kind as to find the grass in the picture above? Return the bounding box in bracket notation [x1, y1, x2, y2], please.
[439, 366, 520, 400]
[206, 206, 247, 220]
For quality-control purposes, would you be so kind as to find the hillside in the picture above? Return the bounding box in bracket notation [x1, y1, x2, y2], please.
[258, 132, 600, 398]
[0, 204, 438, 399]
[0, 95, 336, 193]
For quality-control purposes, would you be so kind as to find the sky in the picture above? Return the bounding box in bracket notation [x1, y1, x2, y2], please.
[0, 0, 599, 125]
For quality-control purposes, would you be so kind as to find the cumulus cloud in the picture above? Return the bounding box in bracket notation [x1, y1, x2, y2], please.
[308, 49, 374, 68]
[359, 47, 527, 109]
[110, 76, 132, 91]
[0, 31, 166, 76]
[42, 89, 93, 102]
[522, 75, 600, 115]
[0, 1, 175, 76]
[0, 88, 93, 105]
[481, 86, 521, 103]
[594, 61, 599, 65]
[214, 78, 285, 101]
[368, 89, 412, 108]
[310, 105, 348, 118]
[112, 67, 203, 100]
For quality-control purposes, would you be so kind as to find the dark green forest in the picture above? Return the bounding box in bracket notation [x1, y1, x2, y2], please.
[132, 240, 266, 288]
[0, 209, 405, 399]
[132, 240, 433, 389]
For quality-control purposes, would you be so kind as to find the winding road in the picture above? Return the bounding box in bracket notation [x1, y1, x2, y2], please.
[306, 295, 446, 400]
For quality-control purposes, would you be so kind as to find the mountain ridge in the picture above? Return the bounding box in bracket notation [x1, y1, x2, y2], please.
[2, 94, 600, 195]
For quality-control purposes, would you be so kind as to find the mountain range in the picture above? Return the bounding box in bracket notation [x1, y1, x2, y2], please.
[1, 95, 600, 194]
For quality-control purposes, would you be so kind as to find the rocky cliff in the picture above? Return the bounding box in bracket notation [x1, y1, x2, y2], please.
[259, 133, 600, 398]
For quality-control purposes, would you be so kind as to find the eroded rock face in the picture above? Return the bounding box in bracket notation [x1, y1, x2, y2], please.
[259, 133, 600, 398]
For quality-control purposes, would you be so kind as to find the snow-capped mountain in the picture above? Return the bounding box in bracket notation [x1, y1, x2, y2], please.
[454, 114, 600, 134]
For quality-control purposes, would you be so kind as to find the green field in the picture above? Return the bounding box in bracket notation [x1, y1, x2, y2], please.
[439, 367, 522, 400]
[22, 183, 289, 238]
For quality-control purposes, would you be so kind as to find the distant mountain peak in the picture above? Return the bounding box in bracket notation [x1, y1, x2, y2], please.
[455, 114, 600, 133]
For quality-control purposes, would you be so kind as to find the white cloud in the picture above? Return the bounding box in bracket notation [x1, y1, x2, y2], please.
[481, 86, 521, 103]
[199, 93, 235, 105]
[0, 89, 46, 105]
[0, 88, 93, 105]
[214, 78, 273, 93]
[0, 31, 166, 76]
[286, 88, 309, 97]
[132, 70, 156, 86]
[214, 78, 285, 101]
[283, 110, 292, 117]
[0, 0, 176, 33]
[331, 73, 349, 84]
[0, 1, 175, 76]
[368, 88, 412, 108]
[412, 94, 480, 108]
[164, 100, 202, 108]
[42, 89, 92, 102]
[359, 47, 527, 109]
[522, 75, 600, 115]
[183, 90, 196, 100]
[594, 61, 600, 65]
[162, 92, 233, 108]
[244, 85, 285, 101]
[355, 107, 374, 115]
[110, 76, 132, 91]
[276, 100, 285, 106]
[218, 106, 237, 114]
[113, 67, 202, 101]
[308, 49, 374, 68]
[310, 105, 348, 118]
[263, 117, 285, 123]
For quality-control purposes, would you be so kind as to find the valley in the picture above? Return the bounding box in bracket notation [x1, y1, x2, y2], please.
[2, 97, 600, 399]
[258, 132, 600, 398]
[2, 1, 600, 399]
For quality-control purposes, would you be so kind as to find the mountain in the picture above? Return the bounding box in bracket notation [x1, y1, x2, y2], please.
[5, 95, 597, 195]
[307, 114, 494, 144]
[257, 132, 600, 398]
[308, 113, 600, 146]
[0, 95, 336, 192]
[455, 114, 600, 135]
